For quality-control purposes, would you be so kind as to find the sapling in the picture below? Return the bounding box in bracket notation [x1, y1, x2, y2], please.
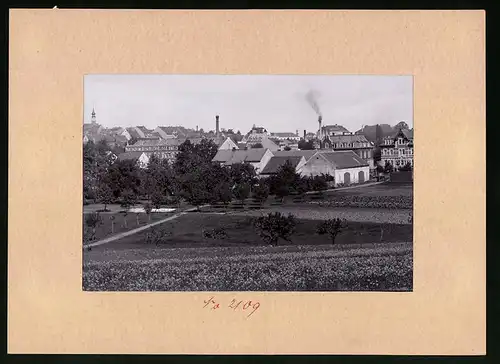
[316, 218, 347, 245]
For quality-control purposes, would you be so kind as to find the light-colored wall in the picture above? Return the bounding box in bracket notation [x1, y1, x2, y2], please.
[381, 144, 414, 167]
[254, 149, 275, 174]
[298, 155, 336, 177]
[138, 153, 150, 168]
[219, 138, 238, 150]
[121, 129, 132, 141]
[335, 166, 370, 185]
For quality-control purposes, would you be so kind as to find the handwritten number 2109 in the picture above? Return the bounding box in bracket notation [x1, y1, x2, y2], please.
[229, 299, 260, 317]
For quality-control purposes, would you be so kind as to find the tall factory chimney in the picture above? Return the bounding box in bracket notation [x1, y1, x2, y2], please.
[303, 130, 306, 140]
[318, 115, 323, 139]
[215, 115, 220, 137]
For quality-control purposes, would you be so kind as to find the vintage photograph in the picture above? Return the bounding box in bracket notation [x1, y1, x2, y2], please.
[82, 75, 414, 292]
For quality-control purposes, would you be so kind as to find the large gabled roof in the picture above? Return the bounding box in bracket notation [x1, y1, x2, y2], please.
[117, 151, 145, 162]
[260, 156, 304, 175]
[212, 148, 270, 164]
[316, 150, 369, 169]
[272, 150, 318, 161]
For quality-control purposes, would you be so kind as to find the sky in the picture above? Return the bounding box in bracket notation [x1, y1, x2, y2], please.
[84, 75, 413, 134]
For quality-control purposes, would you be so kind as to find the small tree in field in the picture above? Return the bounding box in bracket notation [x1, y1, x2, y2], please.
[144, 202, 152, 222]
[145, 226, 172, 246]
[96, 183, 113, 212]
[233, 182, 251, 204]
[253, 212, 297, 246]
[109, 215, 116, 233]
[151, 190, 163, 209]
[121, 189, 136, 228]
[316, 218, 347, 245]
[85, 212, 102, 242]
[212, 181, 233, 206]
[252, 183, 270, 204]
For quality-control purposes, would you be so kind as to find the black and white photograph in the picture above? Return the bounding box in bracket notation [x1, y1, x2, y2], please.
[82, 75, 414, 292]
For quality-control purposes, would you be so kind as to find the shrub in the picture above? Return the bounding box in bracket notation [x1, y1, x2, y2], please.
[316, 218, 347, 244]
[253, 212, 297, 246]
[252, 184, 270, 203]
[202, 227, 228, 240]
[309, 175, 328, 192]
[399, 162, 413, 172]
[85, 212, 102, 229]
[145, 226, 172, 246]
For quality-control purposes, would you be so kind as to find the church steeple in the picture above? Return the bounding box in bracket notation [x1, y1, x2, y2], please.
[91, 108, 96, 124]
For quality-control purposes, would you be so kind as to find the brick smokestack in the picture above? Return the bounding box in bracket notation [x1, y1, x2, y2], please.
[318, 115, 322, 139]
[303, 130, 306, 140]
[215, 115, 220, 137]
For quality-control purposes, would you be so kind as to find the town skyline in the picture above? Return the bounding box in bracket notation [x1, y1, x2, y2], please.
[84, 75, 413, 134]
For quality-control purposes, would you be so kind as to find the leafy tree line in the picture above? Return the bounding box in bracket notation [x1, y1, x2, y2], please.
[84, 139, 335, 209]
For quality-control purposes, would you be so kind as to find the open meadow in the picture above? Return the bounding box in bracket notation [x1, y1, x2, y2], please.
[83, 182, 413, 291]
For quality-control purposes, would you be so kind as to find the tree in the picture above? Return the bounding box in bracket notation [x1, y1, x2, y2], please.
[177, 162, 230, 209]
[104, 159, 143, 199]
[96, 182, 113, 212]
[272, 160, 301, 197]
[252, 183, 270, 203]
[84, 212, 102, 242]
[121, 189, 137, 228]
[144, 202, 152, 222]
[251, 143, 263, 149]
[83, 140, 115, 201]
[229, 162, 257, 186]
[253, 212, 297, 246]
[284, 146, 292, 151]
[128, 136, 138, 145]
[233, 182, 251, 203]
[309, 175, 328, 192]
[384, 161, 394, 173]
[143, 154, 175, 199]
[145, 225, 172, 246]
[316, 218, 347, 244]
[212, 181, 233, 205]
[298, 139, 314, 150]
[373, 147, 382, 163]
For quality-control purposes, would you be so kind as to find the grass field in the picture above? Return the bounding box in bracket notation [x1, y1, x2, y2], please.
[83, 242, 413, 291]
[83, 212, 175, 242]
[87, 213, 413, 251]
[83, 182, 414, 291]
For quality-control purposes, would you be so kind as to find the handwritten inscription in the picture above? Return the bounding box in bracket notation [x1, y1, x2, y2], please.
[203, 296, 261, 318]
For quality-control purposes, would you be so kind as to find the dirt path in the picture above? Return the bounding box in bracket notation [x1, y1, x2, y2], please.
[85, 206, 206, 248]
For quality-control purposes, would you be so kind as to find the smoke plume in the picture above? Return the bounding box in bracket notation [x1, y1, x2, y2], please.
[305, 90, 322, 116]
